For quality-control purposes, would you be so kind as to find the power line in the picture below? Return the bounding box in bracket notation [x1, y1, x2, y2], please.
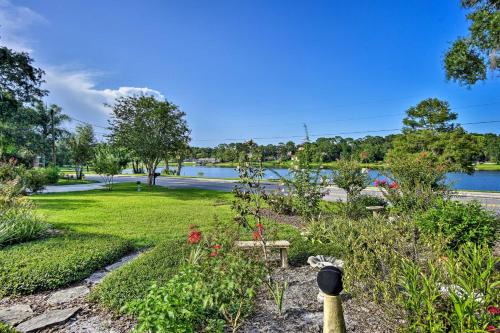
[192, 119, 500, 143]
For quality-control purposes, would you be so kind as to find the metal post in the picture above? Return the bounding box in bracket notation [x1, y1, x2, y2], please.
[323, 295, 346, 333]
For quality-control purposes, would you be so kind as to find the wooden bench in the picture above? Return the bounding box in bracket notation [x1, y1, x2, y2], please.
[234, 240, 290, 268]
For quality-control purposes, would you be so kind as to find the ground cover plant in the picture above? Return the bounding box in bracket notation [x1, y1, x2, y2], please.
[125, 228, 265, 333]
[0, 180, 48, 247]
[0, 232, 132, 296]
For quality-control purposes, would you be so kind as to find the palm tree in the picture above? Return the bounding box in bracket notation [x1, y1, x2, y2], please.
[33, 102, 70, 165]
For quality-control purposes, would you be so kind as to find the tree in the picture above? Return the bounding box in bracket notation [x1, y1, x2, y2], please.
[68, 124, 95, 179]
[0, 46, 47, 103]
[390, 99, 483, 173]
[109, 95, 190, 185]
[332, 158, 370, 204]
[402, 98, 457, 132]
[32, 103, 70, 165]
[93, 144, 127, 190]
[444, 0, 499, 86]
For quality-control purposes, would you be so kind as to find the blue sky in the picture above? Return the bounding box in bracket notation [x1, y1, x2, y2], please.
[2, 0, 499, 145]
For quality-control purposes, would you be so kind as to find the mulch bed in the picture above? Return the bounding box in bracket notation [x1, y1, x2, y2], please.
[261, 208, 304, 229]
[240, 266, 396, 333]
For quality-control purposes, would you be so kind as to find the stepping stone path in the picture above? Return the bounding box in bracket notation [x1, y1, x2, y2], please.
[0, 251, 142, 332]
[16, 307, 81, 333]
[47, 286, 90, 305]
[0, 304, 33, 326]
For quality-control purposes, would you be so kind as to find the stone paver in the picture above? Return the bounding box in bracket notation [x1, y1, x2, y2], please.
[104, 252, 140, 271]
[84, 270, 108, 285]
[15, 307, 80, 333]
[0, 304, 33, 325]
[47, 286, 90, 305]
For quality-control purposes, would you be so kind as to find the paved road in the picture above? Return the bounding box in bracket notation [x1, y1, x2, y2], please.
[43, 175, 500, 214]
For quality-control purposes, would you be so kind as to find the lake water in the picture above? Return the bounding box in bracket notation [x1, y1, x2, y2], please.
[123, 165, 500, 192]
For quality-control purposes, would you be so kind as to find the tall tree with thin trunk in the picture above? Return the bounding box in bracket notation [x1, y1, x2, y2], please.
[32, 102, 70, 165]
[68, 124, 95, 179]
[108, 95, 190, 185]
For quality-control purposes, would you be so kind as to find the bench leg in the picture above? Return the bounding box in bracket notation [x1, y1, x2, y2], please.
[280, 248, 288, 268]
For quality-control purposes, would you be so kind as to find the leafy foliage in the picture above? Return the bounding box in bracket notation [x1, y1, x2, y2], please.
[416, 199, 498, 249]
[109, 95, 190, 185]
[444, 0, 499, 86]
[0, 46, 46, 103]
[401, 243, 499, 332]
[126, 250, 264, 333]
[378, 153, 449, 214]
[68, 124, 95, 179]
[89, 239, 188, 311]
[93, 144, 127, 190]
[0, 233, 132, 296]
[0, 179, 48, 247]
[402, 98, 457, 132]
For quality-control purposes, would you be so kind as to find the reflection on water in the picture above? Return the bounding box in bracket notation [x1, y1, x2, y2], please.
[122, 166, 500, 192]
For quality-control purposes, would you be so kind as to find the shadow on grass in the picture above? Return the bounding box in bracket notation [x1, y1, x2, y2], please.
[33, 198, 99, 211]
[35, 182, 234, 202]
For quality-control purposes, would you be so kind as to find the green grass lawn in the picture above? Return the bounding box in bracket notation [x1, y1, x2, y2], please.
[1, 183, 313, 311]
[33, 183, 234, 247]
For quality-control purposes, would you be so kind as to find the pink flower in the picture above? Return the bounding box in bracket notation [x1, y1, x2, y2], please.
[210, 251, 218, 257]
[213, 244, 222, 250]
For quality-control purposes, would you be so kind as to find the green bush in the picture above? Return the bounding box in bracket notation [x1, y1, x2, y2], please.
[416, 199, 498, 249]
[265, 190, 296, 215]
[126, 251, 264, 333]
[89, 239, 188, 311]
[23, 169, 48, 193]
[0, 181, 48, 247]
[43, 166, 60, 185]
[0, 233, 133, 296]
[401, 243, 499, 332]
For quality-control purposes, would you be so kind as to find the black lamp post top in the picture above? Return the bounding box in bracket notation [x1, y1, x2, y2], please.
[317, 266, 343, 296]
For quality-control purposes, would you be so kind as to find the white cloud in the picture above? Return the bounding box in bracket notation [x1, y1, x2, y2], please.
[1, 0, 165, 136]
[44, 68, 164, 131]
[0, 0, 47, 52]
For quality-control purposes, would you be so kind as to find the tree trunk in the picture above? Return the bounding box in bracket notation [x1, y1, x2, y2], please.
[176, 158, 182, 176]
[50, 107, 56, 166]
[165, 159, 170, 175]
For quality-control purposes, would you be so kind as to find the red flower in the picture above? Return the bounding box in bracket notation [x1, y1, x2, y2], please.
[487, 325, 497, 333]
[388, 181, 399, 189]
[210, 251, 218, 257]
[188, 230, 202, 244]
[213, 244, 222, 250]
[488, 306, 500, 315]
[252, 231, 260, 241]
[256, 223, 264, 231]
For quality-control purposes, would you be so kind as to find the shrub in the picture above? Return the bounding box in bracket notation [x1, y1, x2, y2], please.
[0, 181, 48, 247]
[331, 158, 370, 203]
[401, 243, 499, 332]
[43, 166, 60, 184]
[265, 190, 296, 215]
[378, 152, 449, 214]
[0, 233, 132, 296]
[416, 199, 498, 249]
[126, 251, 264, 333]
[23, 169, 48, 193]
[89, 239, 188, 311]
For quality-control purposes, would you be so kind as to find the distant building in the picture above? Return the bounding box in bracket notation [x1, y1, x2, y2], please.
[195, 158, 220, 165]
